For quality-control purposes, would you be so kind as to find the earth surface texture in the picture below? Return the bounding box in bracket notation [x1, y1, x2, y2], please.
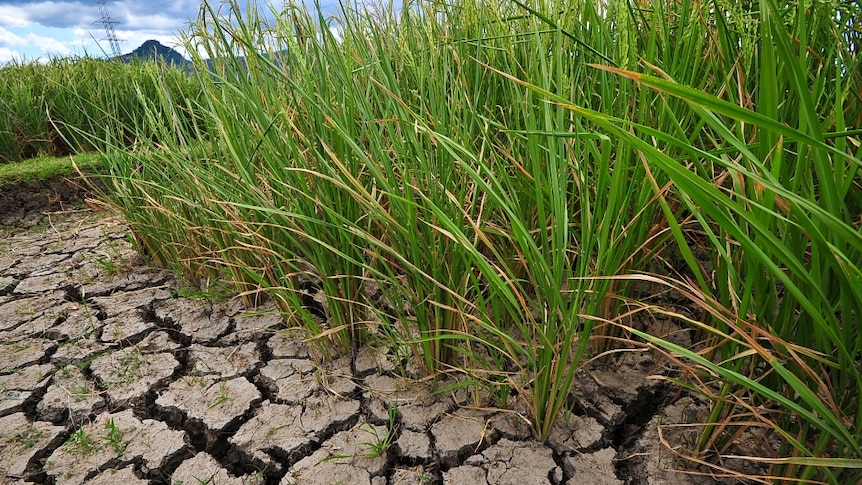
[0, 173, 745, 484]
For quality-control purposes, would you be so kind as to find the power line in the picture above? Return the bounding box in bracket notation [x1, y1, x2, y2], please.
[94, 0, 123, 57]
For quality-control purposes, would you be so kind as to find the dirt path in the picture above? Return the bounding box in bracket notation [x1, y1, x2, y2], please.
[0, 178, 713, 484]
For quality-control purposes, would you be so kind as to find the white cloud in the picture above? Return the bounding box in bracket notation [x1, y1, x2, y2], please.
[0, 27, 74, 59]
[0, 6, 30, 28]
[0, 46, 20, 64]
[29, 34, 73, 57]
[0, 27, 27, 47]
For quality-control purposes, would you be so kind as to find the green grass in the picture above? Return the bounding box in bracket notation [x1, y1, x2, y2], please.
[0, 56, 201, 164]
[80, 0, 861, 482]
[64, 427, 100, 456]
[0, 152, 101, 187]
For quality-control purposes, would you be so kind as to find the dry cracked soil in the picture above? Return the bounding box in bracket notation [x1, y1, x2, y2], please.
[0, 174, 733, 485]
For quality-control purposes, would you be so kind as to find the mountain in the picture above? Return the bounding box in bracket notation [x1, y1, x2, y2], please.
[118, 40, 190, 68]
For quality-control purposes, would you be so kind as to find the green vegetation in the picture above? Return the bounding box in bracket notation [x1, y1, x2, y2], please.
[7, 423, 44, 449]
[107, 348, 144, 385]
[1, 0, 855, 482]
[209, 379, 230, 408]
[64, 427, 100, 456]
[103, 418, 130, 454]
[360, 404, 398, 459]
[0, 57, 201, 164]
[68, 382, 93, 403]
[0, 152, 101, 187]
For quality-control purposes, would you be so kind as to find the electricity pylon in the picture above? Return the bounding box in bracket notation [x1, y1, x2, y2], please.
[95, 0, 123, 57]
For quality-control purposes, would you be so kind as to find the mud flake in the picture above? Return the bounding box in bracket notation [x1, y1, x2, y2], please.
[98, 310, 152, 344]
[390, 467, 436, 484]
[0, 294, 66, 332]
[85, 465, 147, 485]
[430, 410, 489, 468]
[0, 255, 18, 274]
[172, 451, 262, 485]
[475, 438, 560, 485]
[259, 359, 318, 403]
[37, 365, 105, 423]
[443, 465, 487, 484]
[13, 273, 72, 294]
[399, 397, 455, 432]
[230, 395, 359, 466]
[395, 429, 431, 462]
[0, 413, 65, 479]
[89, 351, 179, 404]
[282, 421, 389, 485]
[45, 409, 186, 484]
[363, 374, 429, 425]
[0, 339, 56, 373]
[354, 345, 398, 377]
[2, 301, 80, 341]
[0, 389, 29, 417]
[221, 303, 284, 344]
[266, 331, 310, 359]
[317, 356, 357, 397]
[189, 342, 259, 378]
[548, 414, 605, 452]
[0, 364, 54, 391]
[90, 286, 172, 315]
[134, 330, 181, 353]
[487, 412, 533, 442]
[45, 303, 103, 341]
[299, 393, 361, 436]
[51, 337, 112, 368]
[562, 447, 621, 485]
[230, 401, 305, 465]
[42, 225, 107, 255]
[0, 276, 17, 295]
[154, 298, 233, 343]
[156, 375, 260, 431]
[81, 268, 171, 298]
[6, 253, 70, 279]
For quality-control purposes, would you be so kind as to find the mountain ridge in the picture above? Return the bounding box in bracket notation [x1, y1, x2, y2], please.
[118, 40, 190, 67]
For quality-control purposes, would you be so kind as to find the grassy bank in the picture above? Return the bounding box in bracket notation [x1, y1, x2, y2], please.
[0, 153, 102, 188]
[91, 0, 860, 482]
[0, 57, 201, 164]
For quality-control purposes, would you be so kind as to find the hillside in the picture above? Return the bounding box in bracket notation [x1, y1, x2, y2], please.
[119, 39, 189, 67]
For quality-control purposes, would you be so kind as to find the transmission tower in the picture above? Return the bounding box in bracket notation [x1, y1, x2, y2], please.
[95, 0, 123, 57]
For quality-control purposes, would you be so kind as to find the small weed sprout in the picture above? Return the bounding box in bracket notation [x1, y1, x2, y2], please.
[361, 402, 398, 458]
[15, 304, 35, 315]
[209, 380, 229, 408]
[107, 348, 144, 385]
[68, 382, 92, 403]
[12, 342, 30, 353]
[265, 424, 287, 437]
[182, 371, 207, 388]
[77, 290, 98, 337]
[103, 418, 131, 454]
[316, 403, 397, 465]
[65, 427, 100, 456]
[8, 423, 44, 449]
[95, 257, 120, 275]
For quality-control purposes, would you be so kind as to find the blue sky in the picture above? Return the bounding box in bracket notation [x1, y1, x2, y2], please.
[0, 1, 324, 64]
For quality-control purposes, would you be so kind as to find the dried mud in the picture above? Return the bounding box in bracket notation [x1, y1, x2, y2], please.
[0, 175, 738, 484]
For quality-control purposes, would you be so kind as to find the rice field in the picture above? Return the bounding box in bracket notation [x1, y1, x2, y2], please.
[3, 0, 861, 482]
[0, 57, 201, 163]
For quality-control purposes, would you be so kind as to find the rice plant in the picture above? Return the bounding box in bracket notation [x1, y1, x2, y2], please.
[0, 56, 201, 163]
[88, 0, 861, 479]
